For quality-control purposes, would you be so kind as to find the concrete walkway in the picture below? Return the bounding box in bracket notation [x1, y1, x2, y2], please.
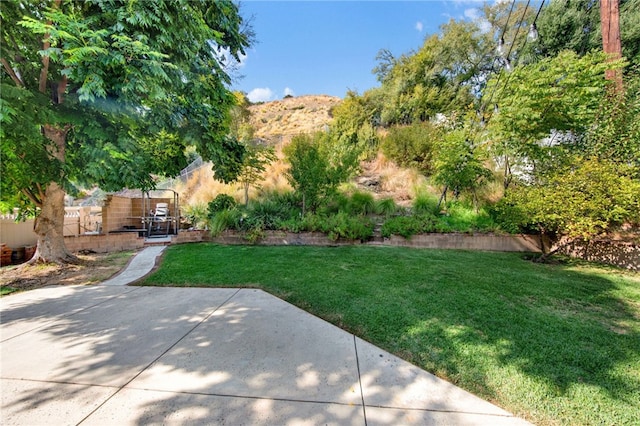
[1, 247, 531, 425]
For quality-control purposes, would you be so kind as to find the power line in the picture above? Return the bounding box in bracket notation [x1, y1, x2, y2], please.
[483, 0, 546, 126]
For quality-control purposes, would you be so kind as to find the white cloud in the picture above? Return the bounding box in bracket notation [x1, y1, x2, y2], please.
[464, 7, 491, 33]
[283, 87, 295, 97]
[464, 8, 481, 20]
[247, 87, 274, 103]
[415, 21, 424, 32]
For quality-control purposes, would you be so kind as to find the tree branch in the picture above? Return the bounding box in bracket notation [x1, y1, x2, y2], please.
[21, 188, 42, 208]
[1, 58, 24, 87]
[38, 0, 62, 94]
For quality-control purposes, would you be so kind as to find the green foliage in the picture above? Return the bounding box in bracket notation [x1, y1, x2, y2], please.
[381, 122, 441, 176]
[532, 0, 640, 65]
[182, 202, 208, 230]
[580, 67, 640, 174]
[329, 91, 381, 159]
[347, 191, 376, 216]
[374, 19, 492, 125]
[284, 132, 359, 214]
[433, 129, 493, 204]
[375, 197, 398, 217]
[502, 158, 640, 239]
[300, 212, 374, 241]
[236, 143, 276, 205]
[381, 214, 437, 239]
[208, 208, 241, 237]
[412, 193, 440, 216]
[488, 51, 615, 154]
[1, 0, 251, 215]
[488, 198, 536, 235]
[207, 194, 237, 215]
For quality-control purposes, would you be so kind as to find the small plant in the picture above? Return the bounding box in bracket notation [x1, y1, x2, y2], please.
[413, 193, 439, 215]
[208, 194, 237, 215]
[299, 212, 374, 241]
[208, 208, 241, 236]
[182, 202, 208, 229]
[348, 191, 376, 216]
[375, 198, 397, 217]
[381, 214, 437, 239]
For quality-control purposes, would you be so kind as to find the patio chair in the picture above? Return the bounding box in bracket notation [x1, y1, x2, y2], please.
[148, 202, 171, 237]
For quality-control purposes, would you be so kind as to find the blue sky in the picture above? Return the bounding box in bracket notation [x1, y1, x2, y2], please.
[231, 1, 494, 102]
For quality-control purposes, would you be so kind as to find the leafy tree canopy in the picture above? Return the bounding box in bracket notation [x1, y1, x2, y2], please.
[1, 0, 252, 262]
[532, 0, 640, 65]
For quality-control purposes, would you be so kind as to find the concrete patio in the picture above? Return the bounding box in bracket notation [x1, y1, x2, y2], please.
[0, 248, 531, 425]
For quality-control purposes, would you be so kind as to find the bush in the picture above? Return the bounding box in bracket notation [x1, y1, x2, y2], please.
[413, 193, 440, 215]
[208, 194, 236, 215]
[438, 202, 499, 233]
[348, 191, 376, 216]
[182, 202, 208, 229]
[381, 214, 437, 239]
[242, 194, 300, 231]
[300, 212, 374, 241]
[209, 208, 241, 236]
[375, 197, 397, 217]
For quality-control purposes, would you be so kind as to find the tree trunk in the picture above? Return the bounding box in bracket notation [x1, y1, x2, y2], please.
[600, 0, 623, 90]
[29, 124, 77, 264]
[31, 181, 77, 264]
[437, 185, 448, 210]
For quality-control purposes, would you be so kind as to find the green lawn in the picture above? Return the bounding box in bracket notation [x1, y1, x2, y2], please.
[141, 243, 640, 425]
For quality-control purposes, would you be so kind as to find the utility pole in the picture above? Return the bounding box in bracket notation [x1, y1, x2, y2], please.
[600, 0, 623, 88]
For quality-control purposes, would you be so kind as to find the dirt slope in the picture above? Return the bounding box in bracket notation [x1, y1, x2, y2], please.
[249, 95, 341, 143]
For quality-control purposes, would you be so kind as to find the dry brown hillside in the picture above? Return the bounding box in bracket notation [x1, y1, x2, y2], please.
[249, 95, 341, 143]
[176, 95, 426, 207]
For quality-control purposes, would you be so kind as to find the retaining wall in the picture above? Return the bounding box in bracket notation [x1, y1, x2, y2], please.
[209, 231, 543, 252]
[555, 238, 639, 271]
[64, 233, 145, 254]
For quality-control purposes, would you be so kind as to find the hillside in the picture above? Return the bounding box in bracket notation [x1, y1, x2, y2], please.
[176, 95, 425, 207]
[248, 95, 341, 143]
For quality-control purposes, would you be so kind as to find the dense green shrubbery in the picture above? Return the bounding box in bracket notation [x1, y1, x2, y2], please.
[375, 197, 398, 217]
[381, 201, 500, 239]
[300, 212, 374, 241]
[381, 214, 437, 238]
[207, 189, 505, 242]
[208, 194, 237, 215]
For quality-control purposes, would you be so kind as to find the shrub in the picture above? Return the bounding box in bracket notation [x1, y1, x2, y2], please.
[209, 208, 241, 236]
[437, 202, 498, 233]
[381, 214, 437, 239]
[182, 202, 208, 229]
[243, 195, 300, 231]
[375, 197, 398, 217]
[208, 194, 236, 215]
[300, 212, 374, 241]
[413, 193, 439, 215]
[348, 191, 376, 216]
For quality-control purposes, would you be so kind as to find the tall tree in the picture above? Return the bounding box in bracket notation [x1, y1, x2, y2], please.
[1, 0, 251, 263]
[532, 0, 639, 65]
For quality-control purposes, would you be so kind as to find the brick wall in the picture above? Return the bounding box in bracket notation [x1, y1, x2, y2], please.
[103, 195, 135, 232]
[383, 233, 542, 252]
[556, 239, 639, 271]
[209, 231, 543, 252]
[64, 233, 144, 253]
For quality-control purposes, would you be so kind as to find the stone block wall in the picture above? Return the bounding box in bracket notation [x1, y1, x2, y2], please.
[64, 233, 144, 253]
[209, 231, 543, 252]
[383, 233, 542, 252]
[556, 239, 639, 271]
[103, 195, 134, 232]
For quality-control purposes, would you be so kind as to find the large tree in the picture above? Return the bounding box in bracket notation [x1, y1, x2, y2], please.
[1, 0, 251, 263]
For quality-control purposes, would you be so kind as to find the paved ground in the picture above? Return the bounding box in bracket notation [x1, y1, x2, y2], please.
[1, 247, 531, 425]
